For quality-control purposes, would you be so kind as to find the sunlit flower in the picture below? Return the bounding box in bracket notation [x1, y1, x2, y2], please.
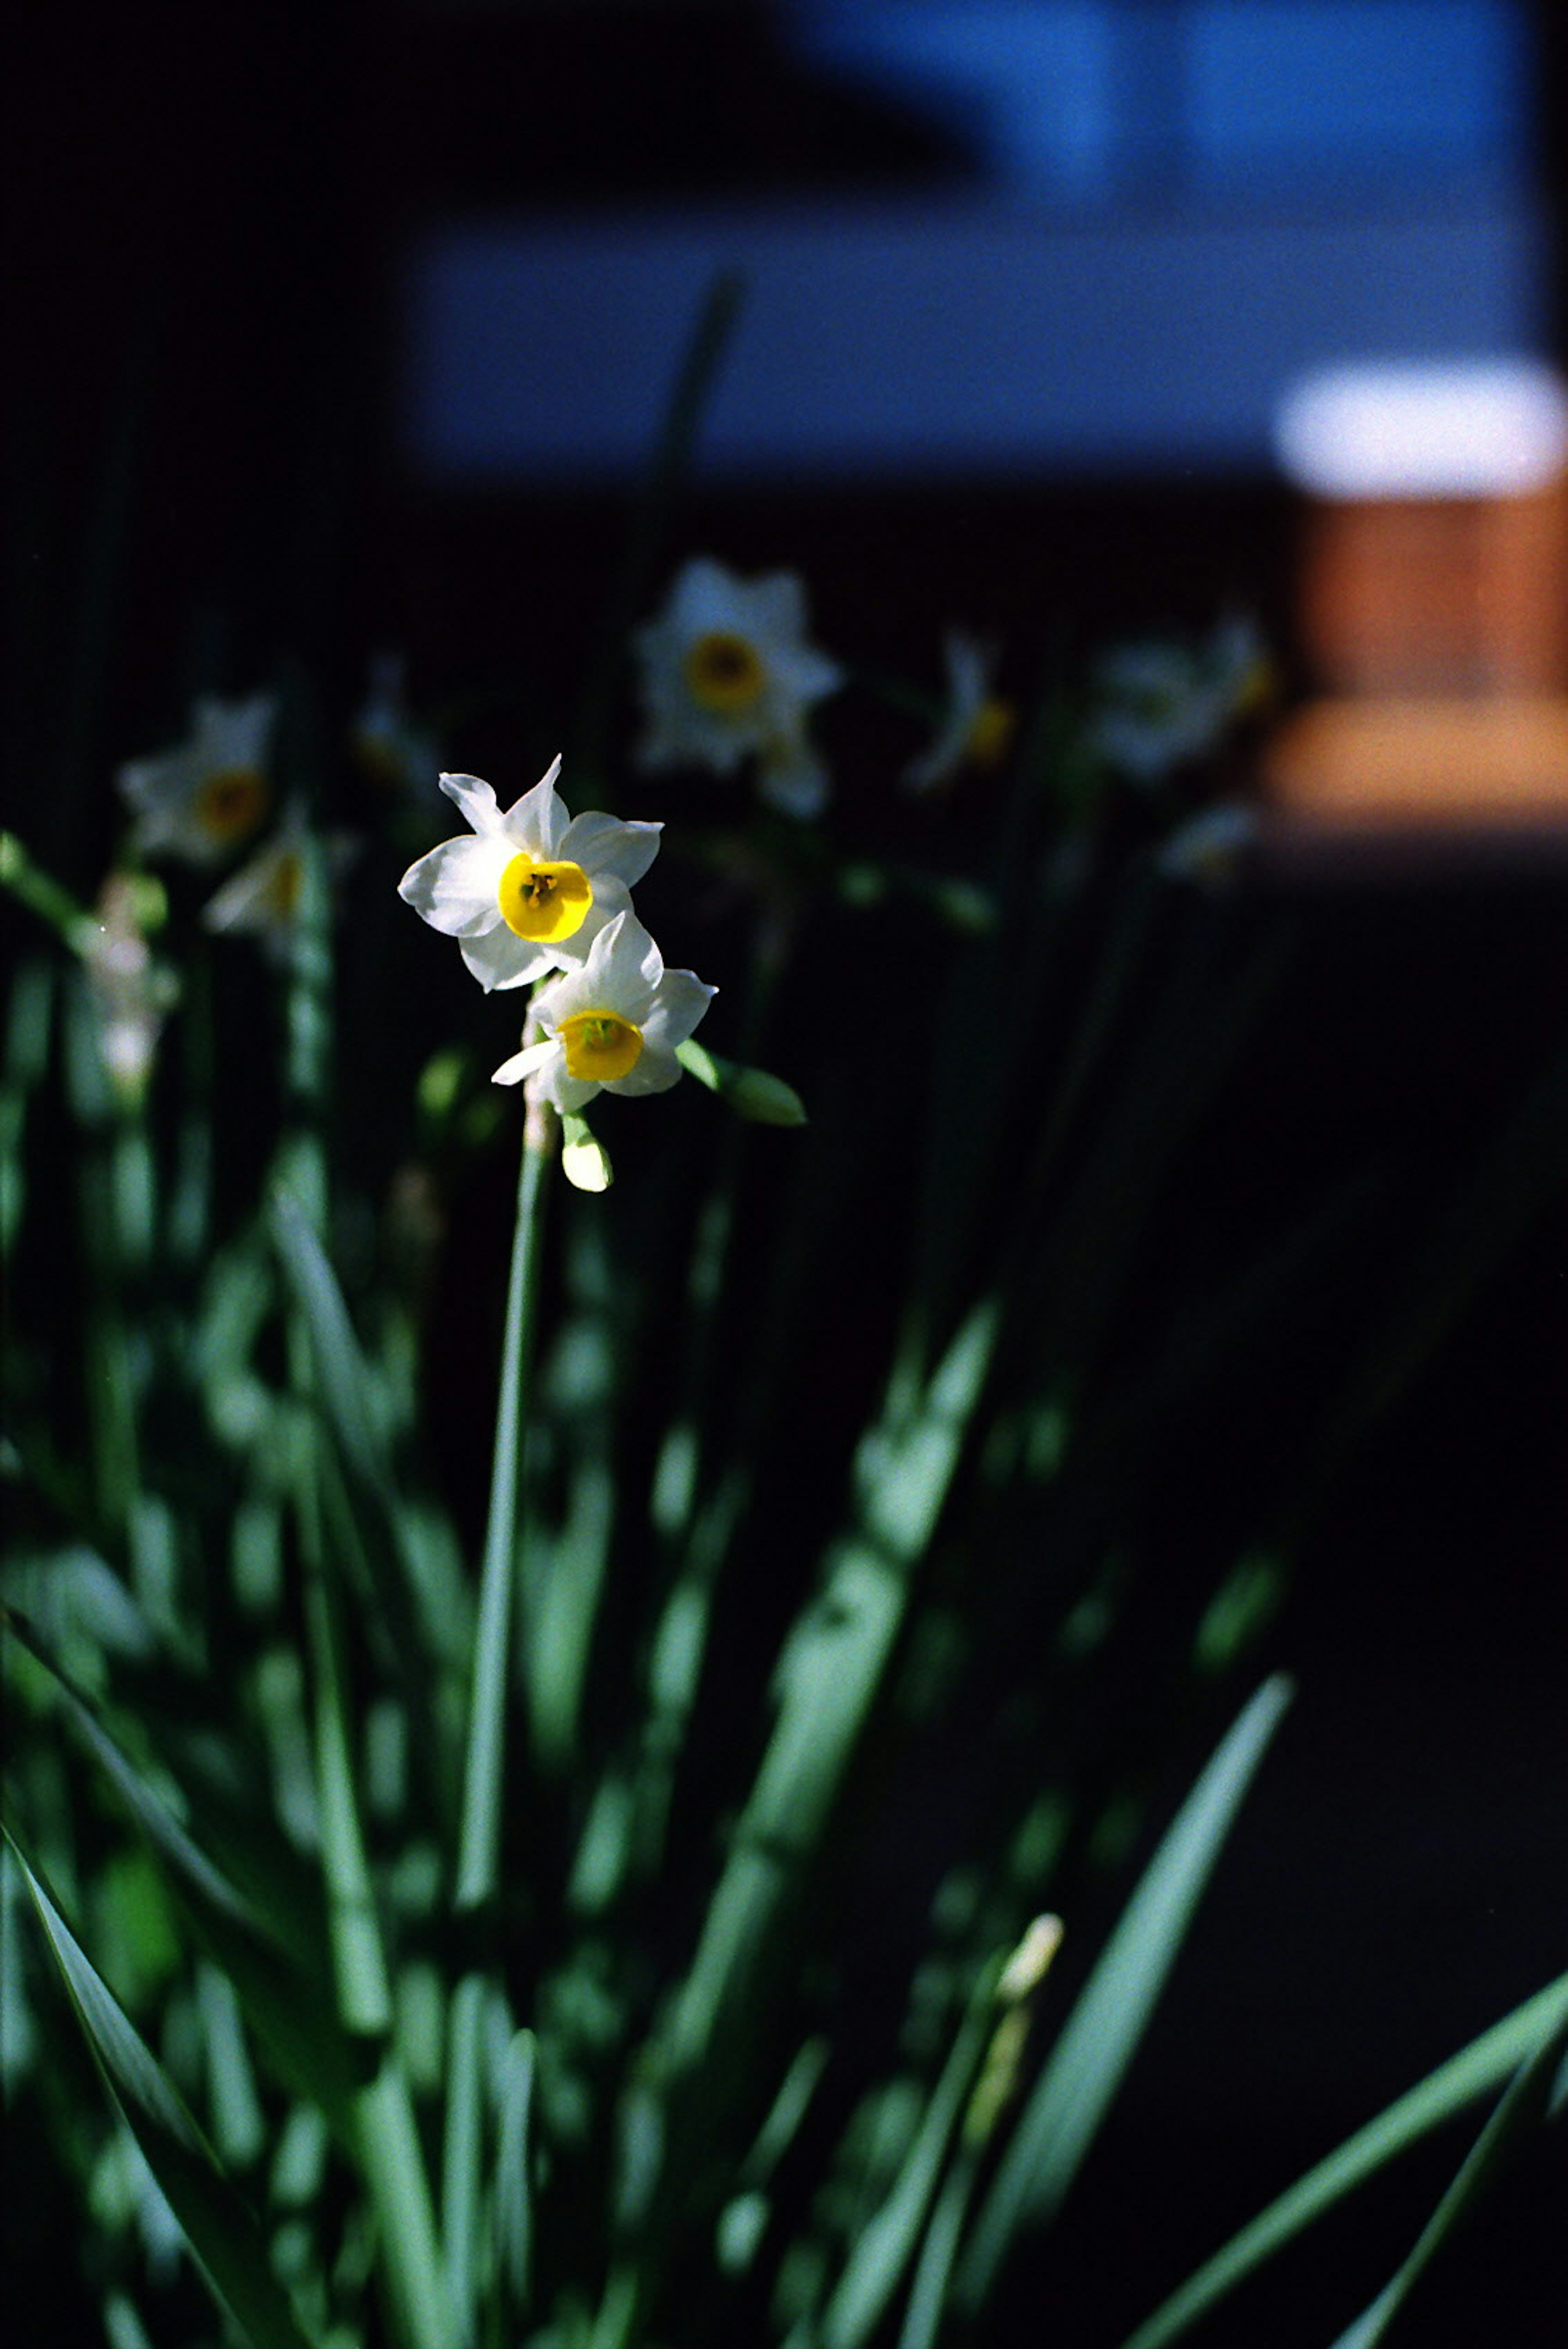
[902, 632, 1015, 794]
[351, 655, 441, 797]
[1088, 615, 1272, 785]
[492, 911, 715, 1115]
[202, 802, 354, 960]
[82, 874, 178, 1102]
[398, 759, 662, 992]
[117, 694, 276, 864]
[1156, 801, 1260, 887]
[633, 558, 843, 817]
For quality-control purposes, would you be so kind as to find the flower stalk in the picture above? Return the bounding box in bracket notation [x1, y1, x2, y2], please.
[456, 1074, 555, 1908]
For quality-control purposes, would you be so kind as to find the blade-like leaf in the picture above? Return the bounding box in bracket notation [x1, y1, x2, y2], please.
[494, 2027, 537, 2313]
[956, 1674, 1294, 2311]
[1120, 1970, 1568, 2349]
[822, 1962, 1000, 2349]
[7, 1828, 316, 2349]
[664, 1303, 997, 2079]
[269, 1190, 463, 1831]
[1330, 1980, 1568, 2349]
[5, 1607, 358, 2133]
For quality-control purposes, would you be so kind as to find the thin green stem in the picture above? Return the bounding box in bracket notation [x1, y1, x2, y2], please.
[444, 1092, 552, 2338]
[455, 1090, 554, 1913]
[0, 829, 92, 948]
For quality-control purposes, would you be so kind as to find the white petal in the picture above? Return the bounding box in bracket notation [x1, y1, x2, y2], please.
[669, 557, 742, 633]
[398, 833, 510, 936]
[501, 755, 567, 854]
[118, 749, 194, 825]
[642, 967, 717, 1054]
[539, 1061, 601, 1115]
[757, 744, 829, 819]
[195, 692, 276, 772]
[558, 811, 662, 889]
[459, 927, 558, 992]
[438, 771, 505, 835]
[492, 1037, 557, 1087]
[766, 643, 843, 707]
[605, 1042, 683, 1097]
[595, 911, 663, 1015]
[744, 569, 808, 641]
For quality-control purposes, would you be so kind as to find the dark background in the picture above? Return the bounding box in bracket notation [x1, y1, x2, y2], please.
[10, 4, 1568, 2343]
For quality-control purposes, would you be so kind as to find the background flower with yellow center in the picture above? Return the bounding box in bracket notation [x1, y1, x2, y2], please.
[398, 759, 662, 991]
[633, 557, 843, 816]
[683, 629, 767, 715]
[902, 631, 1015, 795]
[116, 692, 277, 866]
[492, 911, 715, 1114]
[202, 803, 354, 962]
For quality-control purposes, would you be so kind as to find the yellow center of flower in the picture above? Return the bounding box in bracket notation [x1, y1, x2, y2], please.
[966, 698, 1017, 769]
[263, 853, 303, 920]
[497, 855, 592, 942]
[1230, 653, 1276, 720]
[683, 630, 766, 715]
[559, 1010, 643, 1084]
[195, 768, 270, 844]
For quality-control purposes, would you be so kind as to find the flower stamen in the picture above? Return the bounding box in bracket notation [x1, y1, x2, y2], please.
[559, 1010, 643, 1083]
[498, 854, 593, 942]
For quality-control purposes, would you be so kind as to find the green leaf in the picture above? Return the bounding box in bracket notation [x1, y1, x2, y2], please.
[269, 1189, 464, 1808]
[494, 2028, 537, 2313]
[675, 1038, 808, 1126]
[6, 1827, 317, 2349]
[1330, 1979, 1568, 2347]
[1119, 1970, 1568, 2349]
[663, 1305, 997, 2080]
[822, 1964, 1000, 2349]
[956, 1675, 1294, 2311]
[4, 1606, 359, 2134]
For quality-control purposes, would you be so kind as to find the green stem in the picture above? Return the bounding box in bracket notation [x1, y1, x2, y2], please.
[455, 1091, 554, 1913]
[0, 829, 92, 947]
[443, 1094, 552, 2336]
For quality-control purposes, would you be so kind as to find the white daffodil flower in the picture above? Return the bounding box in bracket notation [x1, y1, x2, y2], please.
[633, 558, 843, 817]
[117, 694, 277, 865]
[902, 631, 1014, 794]
[1156, 802, 1260, 887]
[492, 911, 715, 1115]
[82, 875, 178, 1102]
[351, 654, 440, 797]
[202, 803, 356, 961]
[1089, 615, 1272, 786]
[398, 758, 662, 992]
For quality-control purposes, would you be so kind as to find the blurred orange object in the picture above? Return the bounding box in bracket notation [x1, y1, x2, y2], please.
[1266, 362, 1568, 824]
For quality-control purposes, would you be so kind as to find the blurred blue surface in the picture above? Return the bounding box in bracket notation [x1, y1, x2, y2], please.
[397, 0, 1546, 489]
[401, 197, 1548, 488]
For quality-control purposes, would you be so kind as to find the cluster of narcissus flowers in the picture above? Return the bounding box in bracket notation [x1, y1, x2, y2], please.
[115, 693, 349, 959]
[632, 559, 1026, 812]
[1087, 615, 1273, 785]
[399, 758, 715, 1123]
